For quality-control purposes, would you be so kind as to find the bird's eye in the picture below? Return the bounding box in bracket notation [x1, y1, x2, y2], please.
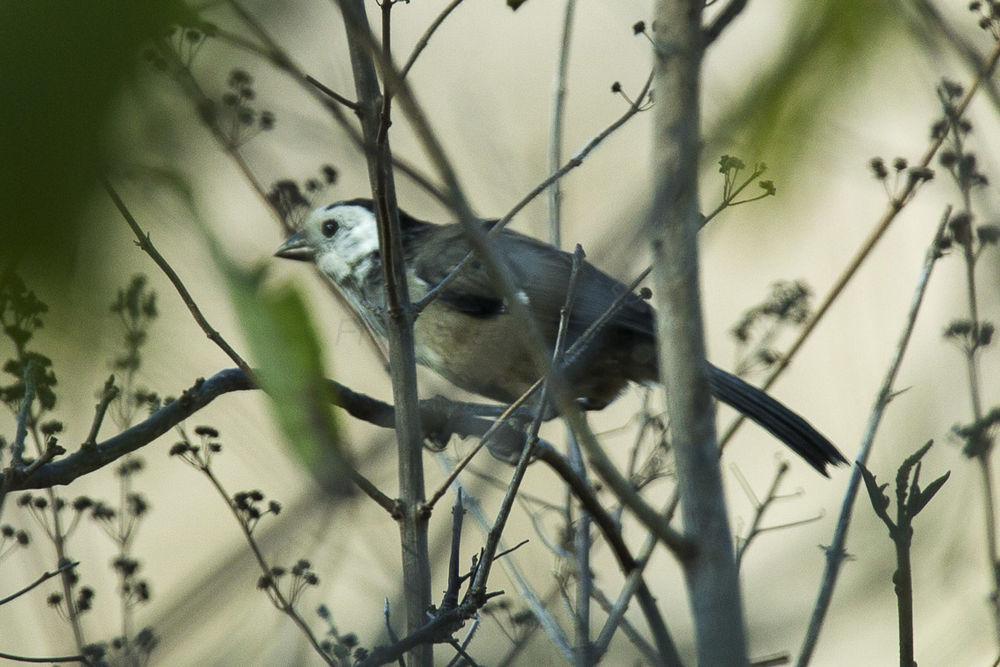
[322, 220, 339, 238]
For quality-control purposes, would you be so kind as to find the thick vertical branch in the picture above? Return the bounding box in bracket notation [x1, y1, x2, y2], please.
[338, 2, 431, 665]
[650, 1, 748, 665]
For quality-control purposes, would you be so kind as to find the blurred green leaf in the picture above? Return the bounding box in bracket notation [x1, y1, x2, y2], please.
[0, 1, 209, 284]
[707, 0, 903, 166]
[215, 253, 350, 495]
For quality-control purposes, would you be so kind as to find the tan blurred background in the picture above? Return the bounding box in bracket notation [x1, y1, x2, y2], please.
[1, 0, 998, 664]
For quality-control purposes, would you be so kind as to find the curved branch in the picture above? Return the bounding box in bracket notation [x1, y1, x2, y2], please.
[399, 0, 468, 80]
[1, 369, 530, 493]
[6, 369, 255, 490]
[0, 651, 84, 664]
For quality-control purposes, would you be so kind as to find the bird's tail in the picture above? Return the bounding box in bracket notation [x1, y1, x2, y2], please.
[706, 365, 847, 475]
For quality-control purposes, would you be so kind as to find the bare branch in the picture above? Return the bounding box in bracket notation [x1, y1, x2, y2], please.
[399, 0, 468, 80]
[444, 489, 466, 610]
[1, 369, 489, 502]
[413, 71, 654, 314]
[703, 0, 750, 45]
[183, 438, 334, 665]
[0, 651, 85, 664]
[735, 460, 791, 570]
[16, 439, 66, 483]
[83, 375, 119, 448]
[536, 448, 681, 665]
[590, 586, 659, 665]
[10, 359, 36, 469]
[719, 38, 1000, 452]
[300, 73, 359, 111]
[796, 208, 951, 665]
[102, 179, 253, 376]
[437, 461, 574, 662]
[339, 3, 432, 659]
[547, 0, 576, 249]
[651, 0, 747, 662]
[0, 560, 78, 607]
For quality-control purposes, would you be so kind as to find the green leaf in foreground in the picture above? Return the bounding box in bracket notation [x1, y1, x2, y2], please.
[221, 259, 351, 495]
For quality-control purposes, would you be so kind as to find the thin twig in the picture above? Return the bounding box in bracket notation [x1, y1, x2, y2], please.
[718, 38, 1000, 452]
[304, 74, 448, 204]
[535, 445, 680, 665]
[735, 460, 791, 570]
[546, 9, 595, 659]
[796, 208, 951, 666]
[399, 0, 468, 80]
[412, 70, 654, 314]
[0, 651, 85, 664]
[548, 0, 575, 250]
[436, 459, 574, 662]
[703, 0, 750, 44]
[444, 489, 465, 610]
[10, 360, 36, 469]
[592, 493, 684, 659]
[590, 586, 659, 665]
[195, 454, 335, 665]
[468, 248, 586, 598]
[301, 73, 359, 111]
[0, 560, 78, 607]
[424, 383, 541, 511]
[83, 375, 119, 447]
[444, 617, 481, 667]
[16, 440, 66, 482]
[102, 179, 252, 376]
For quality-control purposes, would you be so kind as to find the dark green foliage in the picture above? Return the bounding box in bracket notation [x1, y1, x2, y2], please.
[0, 1, 212, 283]
[0, 273, 57, 411]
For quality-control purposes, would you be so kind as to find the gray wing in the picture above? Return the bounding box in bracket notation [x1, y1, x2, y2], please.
[411, 221, 655, 342]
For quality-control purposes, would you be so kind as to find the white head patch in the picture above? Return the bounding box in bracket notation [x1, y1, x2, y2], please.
[305, 204, 380, 283]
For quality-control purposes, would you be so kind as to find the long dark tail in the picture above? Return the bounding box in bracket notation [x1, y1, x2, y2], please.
[707, 365, 847, 476]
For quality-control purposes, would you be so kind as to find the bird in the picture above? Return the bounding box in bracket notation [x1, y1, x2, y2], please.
[275, 198, 847, 475]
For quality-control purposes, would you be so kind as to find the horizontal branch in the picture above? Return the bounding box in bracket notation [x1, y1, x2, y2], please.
[5, 370, 255, 490]
[0, 369, 530, 493]
[0, 651, 84, 664]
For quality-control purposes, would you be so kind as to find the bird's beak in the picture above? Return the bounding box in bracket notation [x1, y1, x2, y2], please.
[274, 231, 314, 261]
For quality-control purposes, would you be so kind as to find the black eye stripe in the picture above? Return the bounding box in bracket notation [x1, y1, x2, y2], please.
[322, 220, 339, 237]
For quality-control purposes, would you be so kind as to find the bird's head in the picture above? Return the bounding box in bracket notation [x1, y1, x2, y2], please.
[274, 199, 381, 283]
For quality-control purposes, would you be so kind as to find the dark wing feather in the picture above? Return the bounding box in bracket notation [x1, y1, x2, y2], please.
[410, 221, 653, 342]
[411, 220, 846, 475]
